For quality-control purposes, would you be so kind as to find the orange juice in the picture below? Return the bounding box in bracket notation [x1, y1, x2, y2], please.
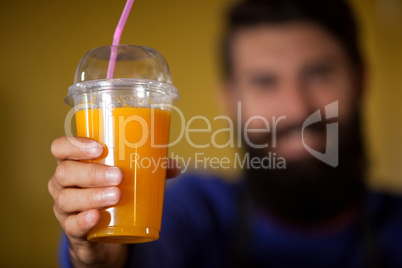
[76, 107, 171, 243]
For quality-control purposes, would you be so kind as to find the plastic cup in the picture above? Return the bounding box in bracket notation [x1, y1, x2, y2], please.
[65, 45, 179, 243]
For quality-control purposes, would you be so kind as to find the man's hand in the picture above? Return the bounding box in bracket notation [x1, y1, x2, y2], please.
[48, 136, 180, 268]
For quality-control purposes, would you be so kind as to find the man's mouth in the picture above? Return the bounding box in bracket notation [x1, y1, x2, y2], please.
[274, 128, 326, 161]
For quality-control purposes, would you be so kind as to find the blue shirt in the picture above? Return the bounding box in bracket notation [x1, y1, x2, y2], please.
[60, 173, 402, 267]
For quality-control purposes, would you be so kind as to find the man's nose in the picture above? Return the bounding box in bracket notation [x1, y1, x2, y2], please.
[280, 80, 313, 122]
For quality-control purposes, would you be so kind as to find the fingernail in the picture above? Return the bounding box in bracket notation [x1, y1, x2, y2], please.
[86, 146, 102, 155]
[105, 167, 121, 185]
[103, 188, 118, 203]
[81, 142, 102, 155]
[85, 210, 96, 225]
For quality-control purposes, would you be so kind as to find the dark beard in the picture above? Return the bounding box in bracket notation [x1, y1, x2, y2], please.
[244, 109, 366, 224]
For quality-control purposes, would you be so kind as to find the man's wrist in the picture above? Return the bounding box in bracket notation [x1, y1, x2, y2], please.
[69, 243, 129, 268]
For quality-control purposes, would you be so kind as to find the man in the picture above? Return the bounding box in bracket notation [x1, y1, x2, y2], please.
[49, 0, 402, 267]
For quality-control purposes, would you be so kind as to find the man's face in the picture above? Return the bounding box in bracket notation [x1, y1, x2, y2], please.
[227, 22, 360, 161]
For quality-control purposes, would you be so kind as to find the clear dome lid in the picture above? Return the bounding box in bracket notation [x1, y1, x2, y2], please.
[65, 45, 179, 106]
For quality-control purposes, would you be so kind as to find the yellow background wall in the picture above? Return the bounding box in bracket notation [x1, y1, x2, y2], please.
[0, 0, 400, 267]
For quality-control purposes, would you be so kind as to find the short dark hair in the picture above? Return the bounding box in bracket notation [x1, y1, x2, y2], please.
[222, 0, 363, 78]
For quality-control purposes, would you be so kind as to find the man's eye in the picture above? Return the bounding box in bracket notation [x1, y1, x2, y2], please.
[304, 65, 332, 81]
[250, 75, 276, 89]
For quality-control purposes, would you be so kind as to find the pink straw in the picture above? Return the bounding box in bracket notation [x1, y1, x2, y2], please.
[106, 0, 135, 79]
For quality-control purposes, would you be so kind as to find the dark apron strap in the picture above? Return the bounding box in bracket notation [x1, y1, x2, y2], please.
[232, 186, 251, 268]
[361, 193, 394, 268]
